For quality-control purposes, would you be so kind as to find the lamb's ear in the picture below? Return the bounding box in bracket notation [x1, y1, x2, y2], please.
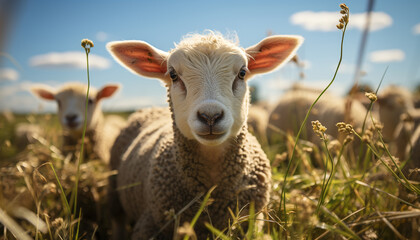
[30, 85, 55, 101]
[96, 84, 120, 101]
[246, 35, 304, 76]
[106, 41, 170, 82]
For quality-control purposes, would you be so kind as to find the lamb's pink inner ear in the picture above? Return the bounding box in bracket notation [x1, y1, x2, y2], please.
[32, 88, 55, 100]
[107, 41, 168, 80]
[246, 36, 303, 75]
[96, 85, 119, 101]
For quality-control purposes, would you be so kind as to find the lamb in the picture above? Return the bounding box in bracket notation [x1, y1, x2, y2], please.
[106, 31, 303, 239]
[267, 87, 368, 146]
[30, 82, 125, 163]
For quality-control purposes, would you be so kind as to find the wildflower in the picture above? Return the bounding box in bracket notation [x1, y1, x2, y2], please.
[365, 92, 377, 102]
[336, 122, 354, 135]
[337, 3, 349, 30]
[312, 120, 327, 139]
[81, 39, 94, 53]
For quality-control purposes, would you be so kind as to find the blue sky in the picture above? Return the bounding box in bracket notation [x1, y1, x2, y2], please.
[0, 0, 419, 113]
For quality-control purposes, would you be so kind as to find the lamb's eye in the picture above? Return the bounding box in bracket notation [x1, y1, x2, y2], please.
[169, 68, 178, 82]
[238, 67, 247, 80]
[88, 98, 94, 105]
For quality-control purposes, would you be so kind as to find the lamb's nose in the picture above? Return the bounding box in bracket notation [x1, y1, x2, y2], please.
[65, 114, 77, 123]
[197, 111, 224, 127]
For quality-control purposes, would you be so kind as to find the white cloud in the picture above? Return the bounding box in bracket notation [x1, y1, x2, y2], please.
[413, 23, 420, 35]
[0, 68, 19, 81]
[29, 52, 111, 69]
[0, 81, 51, 113]
[290, 11, 392, 32]
[96, 31, 108, 42]
[369, 49, 405, 63]
[351, 12, 393, 31]
[103, 95, 166, 112]
[0, 81, 33, 97]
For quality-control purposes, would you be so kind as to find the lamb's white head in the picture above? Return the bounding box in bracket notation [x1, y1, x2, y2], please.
[31, 83, 119, 133]
[107, 31, 303, 146]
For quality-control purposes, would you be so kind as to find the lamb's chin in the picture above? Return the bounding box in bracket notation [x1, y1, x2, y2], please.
[194, 132, 229, 146]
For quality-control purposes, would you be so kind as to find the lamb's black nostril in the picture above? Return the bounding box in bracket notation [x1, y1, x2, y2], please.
[197, 111, 224, 126]
[197, 112, 210, 125]
[212, 111, 223, 125]
[66, 114, 77, 123]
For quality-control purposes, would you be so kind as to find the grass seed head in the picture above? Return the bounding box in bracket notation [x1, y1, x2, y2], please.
[81, 39, 94, 53]
[365, 92, 378, 102]
[336, 122, 354, 135]
[337, 3, 349, 30]
[312, 120, 327, 139]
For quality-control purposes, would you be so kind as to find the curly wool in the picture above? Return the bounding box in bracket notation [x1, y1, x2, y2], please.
[112, 93, 271, 239]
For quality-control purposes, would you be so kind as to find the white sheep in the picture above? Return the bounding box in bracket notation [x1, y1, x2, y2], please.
[247, 103, 270, 141]
[106, 31, 303, 239]
[30, 82, 125, 163]
[267, 87, 368, 146]
[377, 85, 420, 163]
[377, 85, 417, 142]
[14, 123, 43, 150]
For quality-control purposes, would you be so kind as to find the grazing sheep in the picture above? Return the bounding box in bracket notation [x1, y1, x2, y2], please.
[14, 123, 43, 150]
[377, 85, 420, 163]
[407, 124, 420, 168]
[247, 103, 269, 141]
[107, 31, 303, 239]
[267, 87, 368, 145]
[377, 85, 416, 142]
[31, 82, 125, 163]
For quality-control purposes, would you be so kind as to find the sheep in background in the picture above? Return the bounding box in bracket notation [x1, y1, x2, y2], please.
[267, 87, 368, 147]
[14, 123, 43, 150]
[377, 85, 416, 142]
[377, 85, 420, 164]
[247, 104, 269, 141]
[107, 31, 303, 239]
[31, 82, 125, 163]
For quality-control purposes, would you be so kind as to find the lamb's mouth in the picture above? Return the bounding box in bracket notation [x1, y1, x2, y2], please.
[66, 122, 80, 129]
[197, 133, 226, 140]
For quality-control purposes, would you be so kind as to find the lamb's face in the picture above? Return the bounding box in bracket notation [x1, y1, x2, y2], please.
[55, 89, 99, 132]
[31, 83, 119, 135]
[107, 32, 304, 146]
[167, 48, 249, 146]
